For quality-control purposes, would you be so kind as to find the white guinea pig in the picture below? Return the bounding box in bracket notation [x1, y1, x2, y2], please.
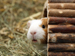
[27, 18, 48, 44]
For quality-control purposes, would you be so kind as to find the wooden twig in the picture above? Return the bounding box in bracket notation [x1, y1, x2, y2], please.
[48, 43, 75, 52]
[48, 3, 75, 9]
[48, 52, 75, 56]
[48, 33, 75, 43]
[48, 0, 75, 3]
[48, 25, 75, 33]
[48, 9, 75, 17]
[48, 17, 75, 24]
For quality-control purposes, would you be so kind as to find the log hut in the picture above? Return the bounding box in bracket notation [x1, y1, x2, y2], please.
[43, 0, 75, 56]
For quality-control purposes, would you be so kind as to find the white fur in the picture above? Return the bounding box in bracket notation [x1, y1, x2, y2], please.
[27, 20, 45, 43]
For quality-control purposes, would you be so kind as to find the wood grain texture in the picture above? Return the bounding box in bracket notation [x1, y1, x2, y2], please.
[48, 0, 75, 3]
[48, 9, 75, 17]
[48, 33, 75, 43]
[48, 52, 75, 56]
[48, 43, 75, 52]
[48, 25, 75, 33]
[48, 17, 75, 24]
[48, 3, 75, 9]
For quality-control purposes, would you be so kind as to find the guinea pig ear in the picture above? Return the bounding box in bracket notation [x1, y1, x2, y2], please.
[27, 21, 32, 28]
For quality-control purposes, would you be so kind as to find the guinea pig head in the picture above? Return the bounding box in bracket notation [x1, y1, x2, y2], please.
[27, 18, 48, 44]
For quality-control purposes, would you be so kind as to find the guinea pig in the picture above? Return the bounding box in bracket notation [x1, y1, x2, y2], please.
[27, 18, 48, 44]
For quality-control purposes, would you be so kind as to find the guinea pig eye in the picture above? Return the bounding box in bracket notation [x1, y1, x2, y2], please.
[42, 25, 45, 28]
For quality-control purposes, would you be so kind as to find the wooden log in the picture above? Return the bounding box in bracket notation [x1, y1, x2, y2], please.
[48, 52, 75, 56]
[48, 17, 75, 24]
[48, 3, 75, 9]
[48, 33, 75, 43]
[48, 0, 75, 3]
[48, 25, 75, 33]
[48, 43, 75, 52]
[48, 9, 75, 17]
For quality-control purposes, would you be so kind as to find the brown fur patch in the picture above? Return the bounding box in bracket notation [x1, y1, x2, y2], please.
[39, 18, 48, 44]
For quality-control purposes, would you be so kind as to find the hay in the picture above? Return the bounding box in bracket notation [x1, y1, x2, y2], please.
[0, 0, 46, 56]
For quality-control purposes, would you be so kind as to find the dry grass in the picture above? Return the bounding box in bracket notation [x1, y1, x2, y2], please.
[0, 0, 46, 56]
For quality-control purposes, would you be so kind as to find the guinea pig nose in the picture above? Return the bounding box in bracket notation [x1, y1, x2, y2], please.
[30, 32, 36, 35]
[34, 32, 36, 34]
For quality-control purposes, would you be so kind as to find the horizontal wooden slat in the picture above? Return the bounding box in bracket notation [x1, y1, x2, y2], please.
[48, 17, 75, 24]
[48, 33, 75, 43]
[48, 9, 75, 17]
[48, 43, 75, 52]
[48, 25, 75, 33]
[48, 0, 75, 3]
[48, 3, 75, 9]
[48, 52, 75, 56]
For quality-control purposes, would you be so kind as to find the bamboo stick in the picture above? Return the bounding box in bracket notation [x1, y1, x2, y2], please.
[48, 52, 75, 56]
[48, 25, 75, 33]
[48, 0, 75, 3]
[48, 43, 75, 52]
[48, 3, 75, 9]
[48, 17, 75, 24]
[48, 33, 75, 43]
[48, 9, 75, 17]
